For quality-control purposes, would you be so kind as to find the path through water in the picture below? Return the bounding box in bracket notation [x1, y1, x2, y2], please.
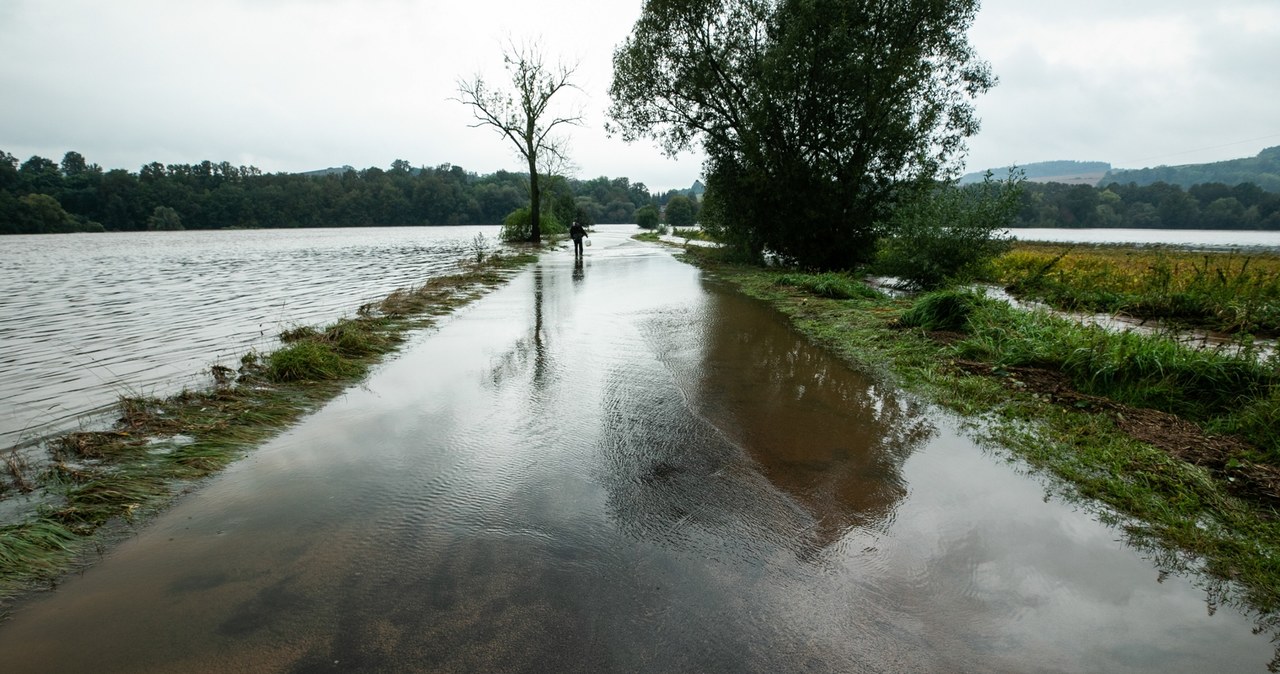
[0, 230, 1272, 672]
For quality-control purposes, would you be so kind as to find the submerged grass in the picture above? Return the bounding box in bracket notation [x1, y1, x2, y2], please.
[0, 523, 78, 576]
[680, 244, 1280, 622]
[0, 249, 536, 607]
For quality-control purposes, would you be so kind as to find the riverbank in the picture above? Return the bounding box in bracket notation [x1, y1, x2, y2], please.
[679, 244, 1280, 625]
[0, 248, 536, 608]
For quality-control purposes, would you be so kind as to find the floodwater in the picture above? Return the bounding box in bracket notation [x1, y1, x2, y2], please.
[0, 230, 1273, 672]
[1008, 228, 1280, 250]
[0, 226, 498, 449]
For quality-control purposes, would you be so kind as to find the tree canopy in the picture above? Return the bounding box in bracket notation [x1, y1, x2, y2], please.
[609, 0, 993, 268]
[636, 204, 660, 230]
[663, 195, 696, 227]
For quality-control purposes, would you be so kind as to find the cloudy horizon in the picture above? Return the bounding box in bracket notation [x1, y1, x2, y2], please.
[2, 0, 1277, 192]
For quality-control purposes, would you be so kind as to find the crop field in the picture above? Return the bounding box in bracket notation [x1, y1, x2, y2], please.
[988, 242, 1280, 336]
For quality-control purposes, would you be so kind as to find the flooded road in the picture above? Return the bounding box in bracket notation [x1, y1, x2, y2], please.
[0, 230, 1273, 672]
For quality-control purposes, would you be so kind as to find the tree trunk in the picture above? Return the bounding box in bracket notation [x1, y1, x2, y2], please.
[528, 154, 541, 243]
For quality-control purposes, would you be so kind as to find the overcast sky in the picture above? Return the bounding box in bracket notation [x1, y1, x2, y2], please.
[2, 0, 1278, 192]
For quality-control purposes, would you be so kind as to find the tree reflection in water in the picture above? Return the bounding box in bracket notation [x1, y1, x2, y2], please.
[484, 267, 553, 391]
[600, 280, 934, 559]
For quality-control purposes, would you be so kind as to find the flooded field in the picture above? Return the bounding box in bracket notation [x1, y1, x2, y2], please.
[0, 226, 498, 448]
[1007, 228, 1280, 250]
[0, 231, 1273, 672]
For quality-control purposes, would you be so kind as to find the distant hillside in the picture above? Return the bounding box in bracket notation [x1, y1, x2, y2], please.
[1103, 146, 1280, 192]
[661, 180, 706, 202]
[960, 160, 1111, 186]
[300, 165, 355, 177]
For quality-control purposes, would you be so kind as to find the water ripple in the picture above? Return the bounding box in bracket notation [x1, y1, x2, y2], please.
[0, 226, 500, 448]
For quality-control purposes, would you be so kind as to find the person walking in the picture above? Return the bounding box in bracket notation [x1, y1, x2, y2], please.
[570, 221, 588, 258]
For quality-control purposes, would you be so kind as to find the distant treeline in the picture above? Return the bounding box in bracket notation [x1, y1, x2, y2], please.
[0, 150, 693, 235]
[1013, 180, 1280, 230]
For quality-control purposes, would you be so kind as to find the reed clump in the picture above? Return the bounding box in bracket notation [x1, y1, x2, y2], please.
[0, 251, 535, 604]
[774, 272, 884, 301]
[897, 288, 996, 332]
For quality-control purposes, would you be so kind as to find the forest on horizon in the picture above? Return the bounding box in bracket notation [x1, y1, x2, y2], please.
[5, 146, 1280, 235]
[0, 150, 697, 235]
[1012, 179, 1280, 230]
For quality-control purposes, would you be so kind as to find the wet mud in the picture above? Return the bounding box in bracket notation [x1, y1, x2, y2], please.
[0, 228, 1273, 672]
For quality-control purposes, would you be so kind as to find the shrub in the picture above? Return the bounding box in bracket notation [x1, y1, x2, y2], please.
[470, 232, 489, 262]
[876, 171, 1022, 290]
[636, 204, 660, 230]
[500, 207, 565, 243]
[664, 195, 696, 226]
[146, 206, 184, 231]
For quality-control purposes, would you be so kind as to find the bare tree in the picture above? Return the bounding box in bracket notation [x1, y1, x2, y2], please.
[455, 41, 582, 243]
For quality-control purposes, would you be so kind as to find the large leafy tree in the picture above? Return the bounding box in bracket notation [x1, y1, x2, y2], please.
[0, 151, 21, 192]
[456, 41, 582, 243]
[609, 0, 994, 268]
[664, 194, 696, 226]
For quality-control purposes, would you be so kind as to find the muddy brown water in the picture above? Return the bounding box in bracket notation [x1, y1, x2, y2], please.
[0, 231, 1274, 672]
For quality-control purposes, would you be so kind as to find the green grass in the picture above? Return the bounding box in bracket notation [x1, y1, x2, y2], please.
[774, 272, 884, 300]
[268, 340, 360, 382]
[679, 244, 1280, 619]
[951, 299, 1279, 455]
[897, 288, 996, 332]
[990, 243, 1280, 336]
[0, 523, 78, 577]
[0, 250, 536, 604]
